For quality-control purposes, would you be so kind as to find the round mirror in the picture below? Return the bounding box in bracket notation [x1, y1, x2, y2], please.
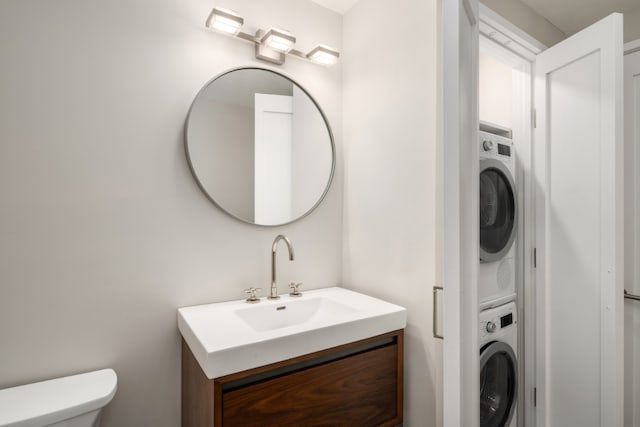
[185, 67, 335, 226]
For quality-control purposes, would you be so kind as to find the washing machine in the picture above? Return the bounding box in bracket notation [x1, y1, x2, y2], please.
[480, 302, 518, 427]
[479, 130, 517, 308]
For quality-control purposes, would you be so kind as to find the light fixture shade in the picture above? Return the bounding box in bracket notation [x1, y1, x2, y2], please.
[206, 7, 243, 35]
[307, 44, 340, 66]
[261, 28, 296, 53]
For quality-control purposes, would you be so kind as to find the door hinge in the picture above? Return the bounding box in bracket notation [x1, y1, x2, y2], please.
[534, 387, 537, 407]
[533, 248, 537, 268]
[533, 109, 537, 128]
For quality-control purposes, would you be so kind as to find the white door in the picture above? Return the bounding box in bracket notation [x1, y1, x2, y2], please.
[442, 0, 479, 425]
[254, 93, 293, 225]
[624, 41, 640, 427]
[533, 13, 624, 427]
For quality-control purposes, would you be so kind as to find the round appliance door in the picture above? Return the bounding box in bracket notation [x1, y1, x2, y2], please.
[479, 159, 517, 262]
[480, 341, 517, 427]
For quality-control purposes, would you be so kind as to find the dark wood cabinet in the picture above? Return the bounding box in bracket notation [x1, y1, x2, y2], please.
[182, 330, 404, 427]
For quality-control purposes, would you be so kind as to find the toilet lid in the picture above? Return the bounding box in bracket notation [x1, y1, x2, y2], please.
[0, 369, 117, 427]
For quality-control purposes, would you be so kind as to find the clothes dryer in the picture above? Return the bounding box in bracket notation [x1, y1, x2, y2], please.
[480, 302, 518, 427]
[479, 131, 517, 308]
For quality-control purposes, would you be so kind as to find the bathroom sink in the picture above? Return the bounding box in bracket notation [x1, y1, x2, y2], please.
[234, 296, 357, 332]
[177, 287, 406, 378]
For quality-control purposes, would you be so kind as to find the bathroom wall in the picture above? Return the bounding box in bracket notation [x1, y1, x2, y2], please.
[342, 0, 441, 425]
[0, 0, 342, 425]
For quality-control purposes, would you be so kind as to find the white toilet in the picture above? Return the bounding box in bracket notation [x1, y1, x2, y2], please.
[0, 369, 117, 427]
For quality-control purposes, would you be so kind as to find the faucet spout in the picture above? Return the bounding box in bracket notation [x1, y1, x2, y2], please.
[270, 235, 295, 299]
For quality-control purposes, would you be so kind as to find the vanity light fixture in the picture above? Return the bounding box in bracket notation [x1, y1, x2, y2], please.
[205, 6, 340, 67]
[205, 7, 243, 35]
[260, 28, 296, 53]
[307, 44, 340, 66]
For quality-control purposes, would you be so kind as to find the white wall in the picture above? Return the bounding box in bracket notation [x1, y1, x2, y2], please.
[0, 0, 342, 425]
[479, 52, 513, 128]
[342, 0, 441, 425]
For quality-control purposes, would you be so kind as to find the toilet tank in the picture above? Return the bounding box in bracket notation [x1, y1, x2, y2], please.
[0, 369, 117, 427]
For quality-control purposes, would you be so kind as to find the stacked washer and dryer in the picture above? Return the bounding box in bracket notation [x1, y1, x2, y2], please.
[478, 130, 518, 427]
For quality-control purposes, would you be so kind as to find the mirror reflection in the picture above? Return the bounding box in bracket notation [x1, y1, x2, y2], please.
[185, 68, 335, 226]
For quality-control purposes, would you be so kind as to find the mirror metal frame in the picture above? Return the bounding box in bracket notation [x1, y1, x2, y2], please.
[184, 66, 336, 227]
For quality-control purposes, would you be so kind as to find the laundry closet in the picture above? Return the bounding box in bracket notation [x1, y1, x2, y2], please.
[469, 6, 638, 427]
[477, 17, 532, 426]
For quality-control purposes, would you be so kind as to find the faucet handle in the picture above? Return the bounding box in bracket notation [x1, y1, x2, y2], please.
[289, 282, 303, 297]
[244, 287, 262, 303]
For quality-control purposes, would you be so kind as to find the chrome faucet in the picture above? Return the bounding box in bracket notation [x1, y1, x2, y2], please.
[269, 235, 295, 299]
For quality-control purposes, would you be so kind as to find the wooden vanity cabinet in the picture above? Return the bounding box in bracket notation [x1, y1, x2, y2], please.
[182, 329, 404, 427]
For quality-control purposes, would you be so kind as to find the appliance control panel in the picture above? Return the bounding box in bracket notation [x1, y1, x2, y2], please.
[480, 309, 517, 340]
[479, 131, 514, 160]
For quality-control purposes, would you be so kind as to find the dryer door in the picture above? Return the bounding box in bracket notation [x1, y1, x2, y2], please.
[480, 341, 517, 427]
[479, 159, 517, 262]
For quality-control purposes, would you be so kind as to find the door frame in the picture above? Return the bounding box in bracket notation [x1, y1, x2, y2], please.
[441, 0, 479, 425]
[625, 39, 640, 55]
[442, 3, 542, 425]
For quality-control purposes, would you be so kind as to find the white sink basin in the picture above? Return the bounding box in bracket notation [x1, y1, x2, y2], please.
[234, 296, 358, 332]
[178, 287, 407, 379]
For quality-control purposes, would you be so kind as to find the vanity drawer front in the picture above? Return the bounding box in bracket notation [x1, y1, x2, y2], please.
[221, 343, 400, 427]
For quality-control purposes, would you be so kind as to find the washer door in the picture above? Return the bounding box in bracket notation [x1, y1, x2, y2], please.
[480, 341, 517, 427]
[479, 158, 517, 262]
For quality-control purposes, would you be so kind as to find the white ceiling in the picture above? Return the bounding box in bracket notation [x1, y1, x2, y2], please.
[522, 0, 640, 36]
[310, 0, 360, 15]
